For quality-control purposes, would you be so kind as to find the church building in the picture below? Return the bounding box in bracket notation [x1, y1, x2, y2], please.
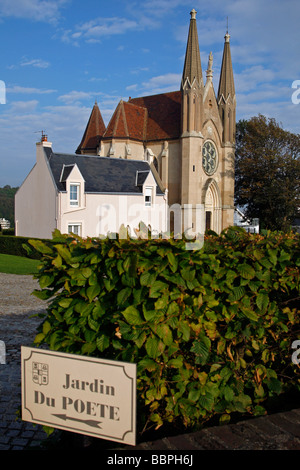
[76, 9, 236, 235]
[15, 9, 236, 240]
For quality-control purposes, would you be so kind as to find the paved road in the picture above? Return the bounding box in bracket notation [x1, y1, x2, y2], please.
[0, 273, 299, 451]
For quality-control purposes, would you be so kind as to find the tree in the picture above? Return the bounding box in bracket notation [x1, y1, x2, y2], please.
[0, 185, 19, 228]
[235, 115, 300, 231]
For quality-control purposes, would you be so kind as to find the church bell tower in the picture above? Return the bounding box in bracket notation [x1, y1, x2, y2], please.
[180, 9, 205, 234]
[180, 9, 236, 235]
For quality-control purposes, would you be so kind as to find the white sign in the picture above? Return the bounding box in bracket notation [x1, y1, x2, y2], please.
[21, 346, 136, 445]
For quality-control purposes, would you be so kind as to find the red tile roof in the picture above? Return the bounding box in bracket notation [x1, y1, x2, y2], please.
[129, 91, 181, 141]
[76, 101, 106, 154]
[103, 100, 147, 141]
[77, 91, 182, 153]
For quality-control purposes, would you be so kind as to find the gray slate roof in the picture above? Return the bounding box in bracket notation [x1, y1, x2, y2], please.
[44, 147, 164, 195]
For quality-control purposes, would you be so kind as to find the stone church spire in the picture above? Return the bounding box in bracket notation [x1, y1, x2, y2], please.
[181, 9, 204, 135]
[218, 32, 235, 102]
[218, 32, 236, 144]
[180, 9, 205, 212]
[181, 9, 203, 88]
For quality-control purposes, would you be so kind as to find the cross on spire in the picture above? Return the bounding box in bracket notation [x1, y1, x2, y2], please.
[190, 8, 197, 19]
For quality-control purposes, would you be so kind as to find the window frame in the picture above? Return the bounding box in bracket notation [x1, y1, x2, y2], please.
[68, 223, 81, 236]
[69, 183, 80, 207]
[145, 186, 153, 207]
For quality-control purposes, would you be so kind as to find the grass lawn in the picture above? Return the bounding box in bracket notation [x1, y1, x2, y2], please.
[0, 253, 40, 275]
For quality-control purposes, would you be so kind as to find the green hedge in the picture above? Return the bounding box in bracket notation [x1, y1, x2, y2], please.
[0, 234, 49, 259]
[0, 228, 15, 236]
[29, 227, 300, 434]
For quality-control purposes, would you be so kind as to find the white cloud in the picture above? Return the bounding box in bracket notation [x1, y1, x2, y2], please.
[138, 0, 182, 15]
[57, 91, 121, 117]
[21, 58, 50, 69]
[10, 100, 39, 112]
[130, 66, 149, 75]
[83, 17, 138, 37]
[141, 73, 181, 94]
[6, 58, 51, 71]
[236, 95, 300, 135]
[123, 73, 182, 97]
[127, 0, 182, 24]
[85, 38, 101, 44]
[235, 66, 276, 93]
[58, 90, 94, 104]
[126, 84, 138, 91]
[59, 1, 182, 46]
[88, 77, 108, 83]
[0, 0, 68, 24]
[7, 85, 56, 94]
[62, 16, 140, 45]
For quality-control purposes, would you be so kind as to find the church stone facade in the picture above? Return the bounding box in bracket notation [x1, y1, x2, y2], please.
[76, 9, 236, 236]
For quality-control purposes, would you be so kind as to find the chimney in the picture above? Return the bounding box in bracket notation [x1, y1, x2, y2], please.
[41, 131, 48, 142]
[36, 131, 52, 163]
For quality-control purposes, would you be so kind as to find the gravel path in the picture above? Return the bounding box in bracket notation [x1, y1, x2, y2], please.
[0, 272, 46, 315]
[0, 272, 47, 363]
[0, 273, 49, 449]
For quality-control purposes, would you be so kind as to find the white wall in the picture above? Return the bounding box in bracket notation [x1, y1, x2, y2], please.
[59, 171, 167, 238]
[15, 142, 168, 240]
[15, 141, 57, 239]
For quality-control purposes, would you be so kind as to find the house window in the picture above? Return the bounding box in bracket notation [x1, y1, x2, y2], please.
[70, 184, 80, 206]
[68, 224, 81, 236]
[145, 187, 152, 207]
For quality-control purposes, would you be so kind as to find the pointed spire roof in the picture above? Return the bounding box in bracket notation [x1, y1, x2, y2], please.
[182, 9, 203, 87]
[103, 100, 147, 141]
[218, 33, 235, 102]
[76, 101, 106, 154]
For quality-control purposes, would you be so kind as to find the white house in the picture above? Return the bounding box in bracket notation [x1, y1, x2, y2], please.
[234, 207, 259, 234]
[15, 137, 168, 239]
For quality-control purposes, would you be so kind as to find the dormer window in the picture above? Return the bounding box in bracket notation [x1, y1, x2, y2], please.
[145, 187, 152, 207]
[70, 183, 80, 206]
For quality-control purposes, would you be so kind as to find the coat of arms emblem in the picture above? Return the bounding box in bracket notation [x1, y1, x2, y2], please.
[32, 361, 49, 385]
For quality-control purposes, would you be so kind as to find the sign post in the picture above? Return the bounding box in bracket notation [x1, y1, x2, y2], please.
[21, 346, 136, 446]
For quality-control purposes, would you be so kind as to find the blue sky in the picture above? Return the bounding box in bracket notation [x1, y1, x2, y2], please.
[0, 0, 300, 187]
